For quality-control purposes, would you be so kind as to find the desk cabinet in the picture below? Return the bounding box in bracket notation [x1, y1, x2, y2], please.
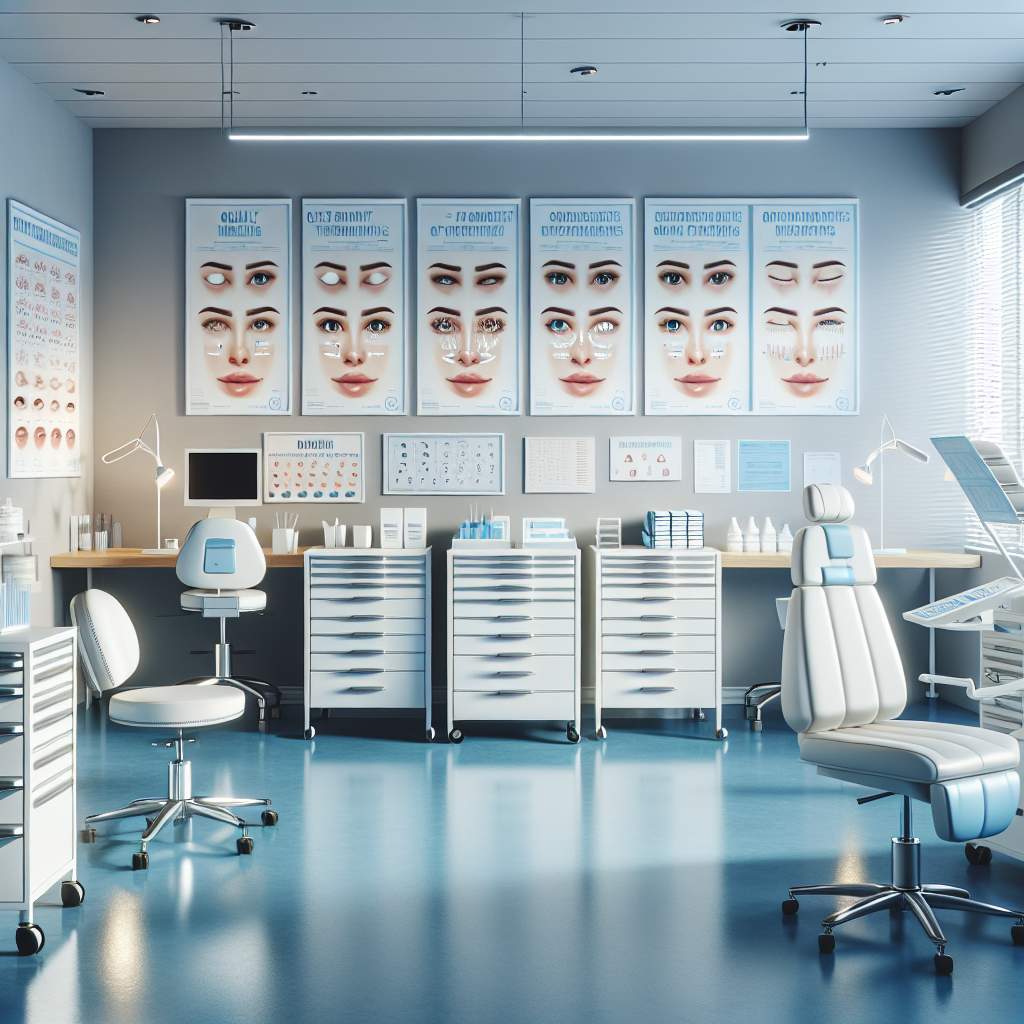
[0, 628, 84, 955]
[446, 547, 581, 744]
[585, 546, 725, 740]
[303, 548, 432, 741]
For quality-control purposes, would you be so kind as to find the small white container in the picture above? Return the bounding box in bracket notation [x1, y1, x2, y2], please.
[272, 527, 294, 555]
[726, 517, 743, 553]
[778, 523, 794, 553]
[353, 525, 372, 549]
[743, 516, 760, 553]
[761, 517, 777, 554]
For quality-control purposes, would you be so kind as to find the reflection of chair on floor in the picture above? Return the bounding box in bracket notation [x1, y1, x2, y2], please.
[72, 589, 278, 870]
[779, 484, 1024, 975]
[743, 597, 789, 731]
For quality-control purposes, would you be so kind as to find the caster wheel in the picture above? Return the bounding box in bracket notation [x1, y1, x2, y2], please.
[595, 725, 607, 740]
[934, 952, 954, 975]
[751, 720, 763, 733]
[237, 836, 254, 855]
[781, 897, 799, 916]
[304, 726, 316, 741]
[716, 728, 729, 740]
[261, 809, 278, 827]
[16, 924, 44, 956]
[132, 851, 149, 871]
[60, 880, 85, 908]
[425, 727, 436, 742]
[449, 728, 464, 744]
[80, 826, 96, 844]
[567, 725, 580, 744]
[1011, 924, 1024, 946]
[965, 843, 992, 866]
[818, 932, 835, 954]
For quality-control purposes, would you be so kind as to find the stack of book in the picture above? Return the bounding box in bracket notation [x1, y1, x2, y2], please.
[642, 509, 704, 549]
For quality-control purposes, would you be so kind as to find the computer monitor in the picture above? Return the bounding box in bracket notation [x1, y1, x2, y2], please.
[184, 449, 262, 509]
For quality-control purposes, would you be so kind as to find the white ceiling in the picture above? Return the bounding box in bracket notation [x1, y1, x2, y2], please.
[1, 1, 1021, 129]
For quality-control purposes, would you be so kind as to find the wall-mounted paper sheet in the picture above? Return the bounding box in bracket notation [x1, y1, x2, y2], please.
[737, 439, 791, 492]
[693, 440, 732, 494]
[383, 433, 505, 495]
[524, 436, 596, 493]
[609, 437, 682, 482]
[803, 451, 842, 488]
[263, 432, 364, 503]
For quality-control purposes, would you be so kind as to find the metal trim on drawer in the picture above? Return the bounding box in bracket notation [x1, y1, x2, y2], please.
[638, 667, 675, 675]
[344, 686, 386, 694]
[486, 652, 532, 660]
[331, 668, 386, 676]
[33, 708, 73, 732]
[494, 633, 532, 640]
[34, 742, 73, 770]
[490, 689, 534, 696]
[639, 685, 677, 693]
[491, 671, 534, 678]
[0, 657, 24, 669]
[0, 778, 24, 791]
[0, 687, 24, 698]
[312, 615, 385, 622]
[332, 650, 386, 658]
[0, 826, 24, 841]
[0, 725, 24, 736]
[33, 660, 75, 683]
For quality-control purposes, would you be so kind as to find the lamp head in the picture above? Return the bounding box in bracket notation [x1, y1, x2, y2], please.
[156, 465, 174, 489]
[853, 464, 874, 485]
[894, 439, 929, 464]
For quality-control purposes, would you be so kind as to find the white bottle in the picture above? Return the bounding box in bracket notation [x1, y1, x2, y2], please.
[778, 523, 794, 553]
[743, 516, 760, 553]
[726, 517, 743, 553]
[761, 517, 777, 553]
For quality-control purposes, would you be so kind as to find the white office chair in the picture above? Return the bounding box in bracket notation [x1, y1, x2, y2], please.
[72, 589, 277, 870]
[176, 518, 281, 730]
[779, 483, 1024, 974]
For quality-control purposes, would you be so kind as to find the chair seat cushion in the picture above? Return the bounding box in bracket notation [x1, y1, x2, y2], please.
[108, 684, 246, 728]
[180, 588, 266, 613]
[798, 720, 1019, 785]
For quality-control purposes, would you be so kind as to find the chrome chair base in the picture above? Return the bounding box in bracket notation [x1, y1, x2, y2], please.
[743, 683, 781, 731]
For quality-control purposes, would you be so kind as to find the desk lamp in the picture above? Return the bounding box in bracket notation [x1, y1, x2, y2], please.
[102, 413, 175, 553]
[853, 414, 929, 553]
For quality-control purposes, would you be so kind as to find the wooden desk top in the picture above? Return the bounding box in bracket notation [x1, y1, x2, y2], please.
[50, 547, 981, 571]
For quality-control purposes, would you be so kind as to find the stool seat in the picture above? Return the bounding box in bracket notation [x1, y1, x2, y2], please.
[109, 684, 246, 728]
[180, 588, 266, 613]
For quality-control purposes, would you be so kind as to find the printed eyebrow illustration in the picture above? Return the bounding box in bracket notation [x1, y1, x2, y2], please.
[428, 263, 461, 272]
[475, 262, 505, 272]
[427, 306, 461, 316]
[246, 306, 278, 317]
[589, 260, 622, 269]
[541, 306, 575, 316]
[361, 306, 394, 316]
[314, 306, 347, 316]
[657, 260, 690, 269]
[475, 306, 508, 316]
[705, 260, 736, 269]
[656, 306, 690, 316]
[588, 306, 621, 316]
[542, 260, 575, 269]
[200, 261, 232, 271]
[198, 306, 233, 317]
[361, 262, 390, 271]
[705, 306, 738, 316]
[766, 261, 798, 269]
[813, 307, 846, 316]
[246, 260, 278, 269]
[764, 307, 799, 317]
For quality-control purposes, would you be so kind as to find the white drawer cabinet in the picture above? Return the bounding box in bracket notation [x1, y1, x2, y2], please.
[585, 546, 725, 740]
[446, 547, 581, 744]
[304, 548, 433, 741]
[0, 628, 84, 956]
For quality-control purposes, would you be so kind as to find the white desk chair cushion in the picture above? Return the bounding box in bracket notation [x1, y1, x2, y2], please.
[180, 588, 267, 613]
[176, 517, 266, 592]
[109, 683, 245, 729]
[71, 588, 141, 694]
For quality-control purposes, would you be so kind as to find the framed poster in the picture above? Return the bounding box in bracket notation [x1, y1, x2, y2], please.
[263, 432, 364, 503]
[751, 199, 858, 414]
[609, 436, 682, 482]
[7, 200, 81, 478]
[383, 432, 505, 495]
[529, 198, 635, 416]
[416, 198, 520, 415]
[644, 200, 750, 415]
[301, 199, 406, 415]
[185, 198, 292, 415]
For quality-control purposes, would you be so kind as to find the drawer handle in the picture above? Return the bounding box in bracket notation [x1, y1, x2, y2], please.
[349, 633, 385, 640]
[492, 616, 532, 622]
[33, 692, 71, 715]
[34, 777, 73, 808]
[639, 615, 673, 622]
[488, 652, 532, 659]
[638, 597, 672, 603]
[636, 650, 674, 657]
[337, 668, 386, 676]
[0, 687, 24, 698]
[637, 633, 677, 639]
[344, 685, 386, 694]
[0, 826, 24, 842]
[33, 709, 73, 732]
[491, 671, 534, 678]
[639, 685, 678, 693]
[34, 742, 73, 770]
[494, 634, 532, 640]
[0, 725, 24, 736]
[337, 650, 385, 657]
[0, 658, 24, 669]
[640, 668, 675, 675]
[339, 615, 385, 622]
[491, 689, 533, 696]
[0, 778, 24, 791]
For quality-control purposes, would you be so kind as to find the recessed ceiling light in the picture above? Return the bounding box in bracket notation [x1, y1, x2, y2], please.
[881, 15, 906, 26]
[934, 87, 965, 96]
[135, 14, 160, 25]
[301, 90, 318, 96]
[74, 88, 104, 96]
[222, 89, 240, 96]
[570, 65, 598, 77]
[218, 18, 255, 31]
[790, 89, 805, 96]
[781, 19, 821, 31]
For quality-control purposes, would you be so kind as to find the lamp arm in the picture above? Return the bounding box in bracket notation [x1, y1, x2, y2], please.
[101, 438, 142, 464]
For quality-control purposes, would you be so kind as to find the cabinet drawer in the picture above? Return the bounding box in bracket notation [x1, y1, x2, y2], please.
[602, 617, 715, 636]
[602, 585, 714, 601]
[601, 571, 716, 586]
[0, 787, 23, 825]
[310, 584, 423, 601]
[0, 695, 23, 724]
[601, 556, 716, 572]
[0, 832, 24, 902]
[453, 689, 574, 722]
[453, 654, 574, 692]
[309, 651, 424, 673]
[310, 556, 425, 571]
[309, 671, 425, 709]
[310, 597, 424, 619]
[454, 616, 571, 636]
[33, 747, 73, 792]
[310, 634, 425, 654]
[454, 634, 574, 657]
[32, 700, 73, 749]
[602, 633, 715, 655]
[603, 651, 715, 672]
[0, 734, 23, 777]
[452, 556, 575, 571]
[309, 616, 424, 637]
[601, 597, 715, 619]
[454, 598, 574, 620]
[602, 670, 717, 708]
[453, 586, 575, 602]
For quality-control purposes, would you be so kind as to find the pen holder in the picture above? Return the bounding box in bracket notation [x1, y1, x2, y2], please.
[323, 524, 347, 548]
[353, 525, 372, 549]
[272, 527, 294, 555]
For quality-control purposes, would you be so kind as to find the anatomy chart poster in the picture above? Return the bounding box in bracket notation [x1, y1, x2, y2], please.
[416, 198, 520, 415]
[751, 200, 858, 415]
[185, 198, 292, 415]
[7, 200, 81, 478]
[301, 199, 406, 415]
[644, 200, 750, 415]
[529, 198, 635, 416]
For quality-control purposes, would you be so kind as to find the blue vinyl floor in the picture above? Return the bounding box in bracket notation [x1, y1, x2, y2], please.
[2, 702, 1024, 1024]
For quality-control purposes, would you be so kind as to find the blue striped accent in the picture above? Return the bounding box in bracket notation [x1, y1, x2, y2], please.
[822, 565, 855, 586]
[821, 524, 854, 559]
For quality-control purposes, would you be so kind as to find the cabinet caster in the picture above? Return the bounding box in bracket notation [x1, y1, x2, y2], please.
[304, 726, 316, 741]
[1011, 923, 1024, 946]
[132, 851, 149, 871]
[237, 835, 255, 855]
[934, 952, 954, 975]
[425, 726, 436, 742]
[716, 728, 729, 740]
[595, 725, 607, 740]
[567, 725, 580, 744]
[781, 897, 799, 916]
[16, 923, 44, 956]
[818, 931, 835, 954]
[261, 809, 278, 827]
[449, 728, 463, 744]
[965, 842, 992, 866]
[60, 880, 86, 908]
[80, 826, 96, 844]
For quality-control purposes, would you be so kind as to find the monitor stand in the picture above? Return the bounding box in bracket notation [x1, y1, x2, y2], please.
[206, 507, 236, 520]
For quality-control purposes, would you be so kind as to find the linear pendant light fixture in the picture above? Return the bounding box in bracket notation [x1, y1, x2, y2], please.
[223, 16, 818, 143]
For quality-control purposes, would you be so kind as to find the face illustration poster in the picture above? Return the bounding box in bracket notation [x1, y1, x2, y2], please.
[301, 199, 406, 415]
[529, 198, 635, 415]
[644, 200, 749, 415]
[7, 200, 81, 478]
[416, 198, 520, 415]
[185, 198, 291, 415]
[751, 200, 858, 414]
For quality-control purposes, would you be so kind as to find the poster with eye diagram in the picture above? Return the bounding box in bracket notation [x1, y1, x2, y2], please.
[185, 198, 291, 415]
[7, 200, 81, 478]
[302, 199, 406, 415]
[644, 200, 750, 415]
[416, 198, 520, 415]
[529, 198, 635, 416]
[752, 200, 858, 415]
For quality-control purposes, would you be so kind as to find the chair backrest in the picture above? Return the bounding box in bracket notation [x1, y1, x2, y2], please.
[176, 517, 266, 591]
[70, 589, 140, 696]
[781, 484, 907, 734]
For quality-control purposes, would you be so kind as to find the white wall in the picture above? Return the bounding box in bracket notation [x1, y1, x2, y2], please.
[0, 58, 92, 626]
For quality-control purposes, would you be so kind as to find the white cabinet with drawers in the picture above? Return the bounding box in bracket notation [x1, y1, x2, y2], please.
[446, 547, 581, 744]
[0, 628, 84, 956]
[585, 546, 725, 740]
[304, 548, 433, 741]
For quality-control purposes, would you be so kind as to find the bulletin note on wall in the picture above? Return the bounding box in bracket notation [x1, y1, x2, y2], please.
[737, 439, 791, 492]
[383, 432, 505, 495]
[609, 436, 682, 482]
[803, 451, 842, 488]
[524, 436, 596, 493]
[693, 440, 731, 494]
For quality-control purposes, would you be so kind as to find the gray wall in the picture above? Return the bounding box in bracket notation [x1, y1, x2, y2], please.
[91, 127, 975, 705]
[962, 84, 1024, 201]
[0, 58, 93, 627]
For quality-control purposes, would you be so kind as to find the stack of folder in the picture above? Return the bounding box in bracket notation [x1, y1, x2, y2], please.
[642, 509, 704, 549]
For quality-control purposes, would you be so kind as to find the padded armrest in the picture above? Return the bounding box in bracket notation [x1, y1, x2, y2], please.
[920, 672, 1024, 701]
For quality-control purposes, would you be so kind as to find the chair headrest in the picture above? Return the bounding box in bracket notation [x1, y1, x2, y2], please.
[803, 484, 855, 524]
[176, 517, 266, 590]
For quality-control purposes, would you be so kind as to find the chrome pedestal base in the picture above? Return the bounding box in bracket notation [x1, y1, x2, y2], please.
[743, 683, 781, 731]
[182, 639, 282, 729]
